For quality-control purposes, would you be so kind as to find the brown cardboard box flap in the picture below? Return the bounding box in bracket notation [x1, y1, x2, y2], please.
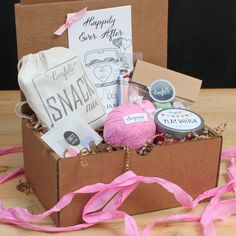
[21, 0, 69, 3]
[15, 0, 168, 68]
[132, 60, 202, 102]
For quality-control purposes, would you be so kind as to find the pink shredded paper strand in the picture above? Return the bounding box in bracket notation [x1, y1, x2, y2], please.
[0, 145, 23, 156]
[1, 146, 236, 235]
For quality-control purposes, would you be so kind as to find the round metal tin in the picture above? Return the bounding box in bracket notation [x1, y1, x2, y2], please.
[154, 108, 205, 139]
[148, 79, 176, 103]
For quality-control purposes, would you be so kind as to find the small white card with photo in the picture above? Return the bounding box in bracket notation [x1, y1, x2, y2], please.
[41, 112, 103, 158]
[68, 6, 133, 113]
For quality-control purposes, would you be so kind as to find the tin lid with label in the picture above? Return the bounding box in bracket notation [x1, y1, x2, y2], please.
[154, 108, 205, 139]
[148, 79, 176, 103]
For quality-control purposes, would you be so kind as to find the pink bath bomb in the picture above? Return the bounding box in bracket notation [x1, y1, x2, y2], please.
[103, 103, 156, 150]
[141, 100, 156, 115]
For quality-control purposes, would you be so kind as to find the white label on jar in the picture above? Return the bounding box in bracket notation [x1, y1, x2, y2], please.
[123, 113, 148, 124]
[157, 109, 202, 130]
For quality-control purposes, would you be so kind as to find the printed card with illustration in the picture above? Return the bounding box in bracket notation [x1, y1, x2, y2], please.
[68, 6, 133, 113]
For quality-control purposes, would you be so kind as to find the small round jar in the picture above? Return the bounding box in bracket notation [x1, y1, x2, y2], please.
[154, 108, 204, 139]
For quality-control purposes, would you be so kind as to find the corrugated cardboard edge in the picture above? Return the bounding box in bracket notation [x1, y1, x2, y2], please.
[206, 126, 223, 189]
[132, 60, 202, 102]
[21, 0, 70, 4]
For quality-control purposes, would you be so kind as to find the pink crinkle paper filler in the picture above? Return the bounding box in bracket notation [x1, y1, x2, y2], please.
[103, 102, 156, 150]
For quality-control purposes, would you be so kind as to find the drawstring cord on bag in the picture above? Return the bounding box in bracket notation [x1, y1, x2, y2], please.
[16, 56, 32, 121]
[15, 101, 32, 120]
[17, 57, 24, 72]
[1, 146, 236, 235]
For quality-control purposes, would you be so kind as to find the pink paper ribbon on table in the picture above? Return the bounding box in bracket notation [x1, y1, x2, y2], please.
[1, 146, 236, 235]
[0, 145, 23, 156]
[54, 7, 87, 36]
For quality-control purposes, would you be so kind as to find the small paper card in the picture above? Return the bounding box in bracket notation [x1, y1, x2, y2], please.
[68, 5, 133, 113]
[41, 112, 103, 158]
[123, 113, 148, 125]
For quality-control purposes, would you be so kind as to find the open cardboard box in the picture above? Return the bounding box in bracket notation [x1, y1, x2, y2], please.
[15, 0, 222, 227]
[22, 119, 222, 226]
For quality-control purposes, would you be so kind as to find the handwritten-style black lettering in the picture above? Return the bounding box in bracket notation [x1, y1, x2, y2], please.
[83, 15, 116, 30]
[79, 32, 97, 42]
[100, 28, 123, 41]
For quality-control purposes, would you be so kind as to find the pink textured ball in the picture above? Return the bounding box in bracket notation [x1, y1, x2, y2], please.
[141, 100, 156, 115]
[103, 102, 156, 150]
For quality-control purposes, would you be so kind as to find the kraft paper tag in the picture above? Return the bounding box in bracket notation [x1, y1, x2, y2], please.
[132, 60, 202, 102]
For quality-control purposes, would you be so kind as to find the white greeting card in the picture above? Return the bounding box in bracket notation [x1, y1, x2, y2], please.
[68, 6, 133, 113]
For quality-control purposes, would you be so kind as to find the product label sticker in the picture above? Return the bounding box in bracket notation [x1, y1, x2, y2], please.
[149, 79, 176, 103]
[157, 109, 202, 131]
[123, 113, 148, 124]
[41, 112, 103, 158]
[68, 6, 133, 113]
[64, 131, 80, 146]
